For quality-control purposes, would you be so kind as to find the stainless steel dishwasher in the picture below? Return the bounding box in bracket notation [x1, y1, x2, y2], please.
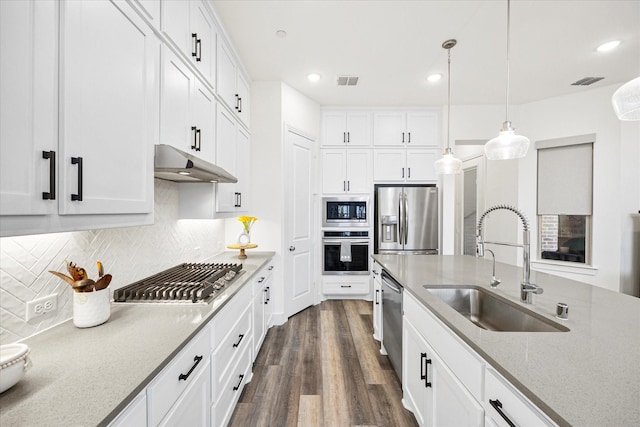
[381, 270, 403, 380]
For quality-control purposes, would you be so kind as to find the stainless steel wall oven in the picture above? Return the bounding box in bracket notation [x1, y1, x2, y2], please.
[322, 230, 369, 275]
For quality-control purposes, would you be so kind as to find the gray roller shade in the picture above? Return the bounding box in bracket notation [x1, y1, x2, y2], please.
[537, 135, 594, 215]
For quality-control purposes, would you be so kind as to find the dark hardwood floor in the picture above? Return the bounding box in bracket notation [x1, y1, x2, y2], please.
[229, 300, 418, 427]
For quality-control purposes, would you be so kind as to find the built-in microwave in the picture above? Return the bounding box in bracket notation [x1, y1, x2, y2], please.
[322, 197, 368, 228]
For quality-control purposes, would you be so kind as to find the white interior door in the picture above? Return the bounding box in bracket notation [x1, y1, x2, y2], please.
[285, 128, 315, 317]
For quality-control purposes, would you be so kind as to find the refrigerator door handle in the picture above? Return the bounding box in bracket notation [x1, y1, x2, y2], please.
[398, 192, 404, 245]
[404, 192, 409, 244]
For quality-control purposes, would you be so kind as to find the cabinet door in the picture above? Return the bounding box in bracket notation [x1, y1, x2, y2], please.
[59, 0, 155, 215]
[252, 280, 266, 359]
[216, 37, 237, 111]
[236, 72, 250, 127]
[432, 352, 484, 427]
[192, 80, 215, 163]
[372, 266, 382, 341]
[0, 0, 57, 216]
[190, 0, 215, 85]
[264, 265, 274, 327]
[235, 126, 250, 211]
[161, 47, 195, 154]
[373, 150, 405, 182]
[406, 111, 439, 147]
[321, 149, 347, 193]
[322, 112, 348, 146]
[406, 149, 438, 182]
[161, 0, 191, 57]
[158, 360, 211, 427]
[346, 150, 371, 193]
[215, 106, 237, 212]
[346, 112, 371, 146]
[403, 319, 431, 426]
[373, 112, 405, 146]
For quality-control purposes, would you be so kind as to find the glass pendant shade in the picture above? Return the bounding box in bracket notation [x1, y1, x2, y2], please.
[612, 76, 640, 121]
[435, 147, 462, 174]
[485, 122, 530, 160]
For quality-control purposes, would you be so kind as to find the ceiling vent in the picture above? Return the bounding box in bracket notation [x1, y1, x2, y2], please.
[571, 77, 604, 86]
[337, 75, 359, 86]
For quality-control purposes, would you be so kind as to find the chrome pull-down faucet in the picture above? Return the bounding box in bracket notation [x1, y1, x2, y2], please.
[476, 204, 543, 304]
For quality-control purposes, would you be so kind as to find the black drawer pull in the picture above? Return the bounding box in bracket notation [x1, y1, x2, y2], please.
[268, 265, 274, 271]
[71, 157, 83, 201]
[340, 285, 352, 288]
[191, 126, 197, 150]
[489, 399, 516, 427]
[420, 352, 432, 388]
[232, 374, 245, 391]
[258, 277, 265, 283]
[178, 355, 203, 381]
[266, 286, 270, 302]
[195, 128, 201, 151]
[264, 287, 268, 304]
[408, 132, 411, 143]
[232, 334, 245, 348]
[375, 289, 380, 305]
[42, 150, 56, 200]
[238, 96, 242, 113]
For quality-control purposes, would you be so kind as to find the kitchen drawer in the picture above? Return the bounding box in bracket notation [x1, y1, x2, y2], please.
[212, 342, 252, 427]
[211, 281, 252, 348]
[212, 303, 252, 403]
[322, 276, 370, 294]
[485, 367, 556, 427]
[404, 291, 484, 400]
[253, 264, 274, 296]
[147, 327, 210, 426]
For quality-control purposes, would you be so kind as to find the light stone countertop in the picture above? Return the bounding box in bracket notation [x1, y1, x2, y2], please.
[0, 251, 275, 427]
[373, 254, 640, 427]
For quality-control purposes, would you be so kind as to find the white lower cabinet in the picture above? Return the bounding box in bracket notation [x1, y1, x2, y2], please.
[147, 327, 211, 426]
[322, 275, 370, 296]
[108, 391, 147, 427]
[403, 319, 483, 427]
[372, 263, 382, 342]
[484, 367, 556, 427]
[159, 359, 211, 427]
[252, 263, 274, 359]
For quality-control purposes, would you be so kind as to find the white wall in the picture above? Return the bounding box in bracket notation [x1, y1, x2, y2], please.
[519, 84, 638, 292]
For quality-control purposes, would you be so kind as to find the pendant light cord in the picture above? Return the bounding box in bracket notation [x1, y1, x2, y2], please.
[505, 0, 511, 123]
[447, 46, 452, 151]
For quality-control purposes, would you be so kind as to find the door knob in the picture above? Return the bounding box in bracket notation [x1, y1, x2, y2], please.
[289, 246, 296, 252]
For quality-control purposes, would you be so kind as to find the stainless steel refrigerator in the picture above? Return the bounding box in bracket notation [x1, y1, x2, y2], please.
[374, 184, 438, 254]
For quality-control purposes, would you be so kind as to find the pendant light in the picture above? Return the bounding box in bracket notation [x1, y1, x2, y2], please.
[484, 0, 530, 160]
[612, 76, 640, 120]
[435, 39, 462, 175]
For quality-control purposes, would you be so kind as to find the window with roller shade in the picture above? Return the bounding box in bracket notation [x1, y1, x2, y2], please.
[537, 134, 594, 264]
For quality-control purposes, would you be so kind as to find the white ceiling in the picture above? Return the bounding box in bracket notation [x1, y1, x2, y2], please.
[212, 0, 640, 107]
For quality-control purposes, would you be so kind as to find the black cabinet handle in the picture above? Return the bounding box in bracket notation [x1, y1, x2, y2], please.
[195, 128, 201, 151]
[408, 167, 411, 179]
[489, 399, 516, 427]
[264, 287, 268, 304]
[196, 38, 201, 62]
[402, 167, 405, 178]
[191, 126, 197, 150]
[234, 94, 240, 111]
[402, 132, 405, 143]
[408, 132, 411, 143]
[234, 192, 240, 207]
[238, 97, 242, 113]
[420, 352, 432, 388]
[232, 334, 245, 348]
[268, 265, 274, 271]
[232, 374, 245, 391]
[191, 33, 201, 61]
[42, 150, 56, 200]
[178, 355, 203, 381]
[375, 289, 379, 305]
[258, 277, 265, 284]
[238, 192, 242, 208]
[347, 131, 350, 143]
[347, 181, 350, 191]
[340, 285, 352, 288]
[266, 286, 270, 302]
[343, 132, 346, 143]
[71, 157, 83, 201]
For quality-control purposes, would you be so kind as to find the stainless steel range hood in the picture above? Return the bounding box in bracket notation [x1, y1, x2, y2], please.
[154, 144, 237, 183]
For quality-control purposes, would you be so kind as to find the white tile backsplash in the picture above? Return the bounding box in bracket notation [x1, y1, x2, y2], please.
[0, 179, 226, 343]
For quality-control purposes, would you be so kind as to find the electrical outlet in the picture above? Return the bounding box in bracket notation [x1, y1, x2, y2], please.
[25, 294, 57, 321]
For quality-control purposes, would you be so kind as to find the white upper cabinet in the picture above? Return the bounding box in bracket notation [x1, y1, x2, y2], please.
[322, 111, 371, 146]
[215, 106, 250, 213]
[128, 0, 160, 30]
[161, 0, 216, 87]
[160, 47, 215, 163]
[0, 0, 58, 217]
[58, 0, 156, 215]
[373, 110, 440, 147]
[217, 37, 250, 127]
[321, 149, 371, 194]
[373, 149, 438, 183]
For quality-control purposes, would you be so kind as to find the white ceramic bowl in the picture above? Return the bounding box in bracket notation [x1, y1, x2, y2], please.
[0, 343, 30, 393]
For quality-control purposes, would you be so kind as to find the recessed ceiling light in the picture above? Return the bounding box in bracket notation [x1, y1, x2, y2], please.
[596, 40, 621, 52]
[307, 73, 321, 82]
[178, 171, 191, 176]
[275, 30, 287, 38]
[427, 74, 442, 83]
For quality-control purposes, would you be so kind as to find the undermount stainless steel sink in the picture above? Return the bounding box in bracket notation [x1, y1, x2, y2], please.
[424, 285, 569, 332]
